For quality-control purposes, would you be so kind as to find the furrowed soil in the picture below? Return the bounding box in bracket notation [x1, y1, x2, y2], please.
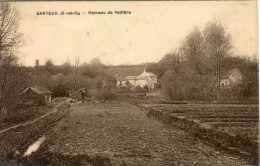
[0, 106, 53, 131]
[25, 101, 252, 165]
[0, 98, 71, 165]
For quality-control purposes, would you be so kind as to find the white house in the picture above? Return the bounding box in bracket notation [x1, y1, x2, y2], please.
[116, 69, 158, 90]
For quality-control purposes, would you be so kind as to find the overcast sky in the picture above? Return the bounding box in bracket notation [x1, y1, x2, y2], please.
[16, 1, 258, 66]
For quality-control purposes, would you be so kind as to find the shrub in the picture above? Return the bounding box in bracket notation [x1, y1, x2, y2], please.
[52, 84, 71, 97]
[154, 83, 161, 89]
[143, 85, 149, 91]
[118, 86, 132, 93]
[134, 85, 148, 92]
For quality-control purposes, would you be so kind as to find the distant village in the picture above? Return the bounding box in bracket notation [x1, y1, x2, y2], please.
[17, 59, 249, 107]
[0, 14, 258, 117]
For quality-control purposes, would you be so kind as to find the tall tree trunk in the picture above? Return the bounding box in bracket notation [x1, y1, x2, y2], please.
[0, 55, 11, 108]
[216, 53, 220, 101]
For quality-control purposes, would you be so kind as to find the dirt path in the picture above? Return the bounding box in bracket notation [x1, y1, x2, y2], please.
[0, 100, 71, 165]
[0, 100, 69, 135]
[47, 102, 250, 165]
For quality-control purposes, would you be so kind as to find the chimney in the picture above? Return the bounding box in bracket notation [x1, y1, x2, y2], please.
[35, 59, 39, 75]
[36, 59, 39, 67]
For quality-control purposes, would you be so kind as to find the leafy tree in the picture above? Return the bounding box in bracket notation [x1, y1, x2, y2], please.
[151, 52, 181, 79]
[203, 20, 232, 101]
[102, 75, 116, 90]
[161, 20, 233, 101]
[161, 70, 184, 100]
[146, 63, 162, 78]
[180, 27, 215, 100]
[61, 61, 72, 75]
[81, 58, 104, 79]
[89, 57, 103, 67]
[45, 59, 56, 75]
[182, 27, 212, 75]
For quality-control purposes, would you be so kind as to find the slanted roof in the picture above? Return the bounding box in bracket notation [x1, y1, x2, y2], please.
[141, 72, 157, 77]
[21, 86, 52, 95]
[126, 76, 138, 80]
[105, 66, 144, 78]
[139, 69, 157, 77]
[108, 67, 157, 81]
[114, 76, 126, 81]
[125, 76, 149, 80]
[221, 69, 243, 79]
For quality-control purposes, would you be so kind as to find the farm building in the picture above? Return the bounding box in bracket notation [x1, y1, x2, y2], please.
[220, 69, 244, 88]
[70, 88, 87, 101]
[115, 69, 158, 90]
[20, 86, 52, 105]
[70, 88, 98, 101]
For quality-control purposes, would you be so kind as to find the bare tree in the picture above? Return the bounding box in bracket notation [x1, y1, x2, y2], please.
[0, 2, 23, 110]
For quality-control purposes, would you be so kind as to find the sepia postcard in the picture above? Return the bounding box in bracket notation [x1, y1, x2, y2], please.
[0, 1, 258, 165]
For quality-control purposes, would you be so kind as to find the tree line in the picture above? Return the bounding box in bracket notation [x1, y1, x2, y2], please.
[29, 58, 117, 96]
[0, 2, 117, 111]
[0, 3, 258, 114]
[146, 20, 258, 102]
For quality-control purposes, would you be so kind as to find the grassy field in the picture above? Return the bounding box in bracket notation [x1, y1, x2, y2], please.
[27, 101, 252, 165]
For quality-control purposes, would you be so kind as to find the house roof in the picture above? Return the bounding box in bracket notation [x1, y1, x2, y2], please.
[114, 76, 126, 81]
[105, 66, 144, 79]
[116, 68, 157, 81]
[21, 86, 52, 95]
[139, 71, 157, 77]
[125, 76, 149, 80]
[221, 69, 243, 79]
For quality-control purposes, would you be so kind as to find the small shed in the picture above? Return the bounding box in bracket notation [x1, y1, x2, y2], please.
[70, 88, 98, 102]
[20, 86, 52, 105]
